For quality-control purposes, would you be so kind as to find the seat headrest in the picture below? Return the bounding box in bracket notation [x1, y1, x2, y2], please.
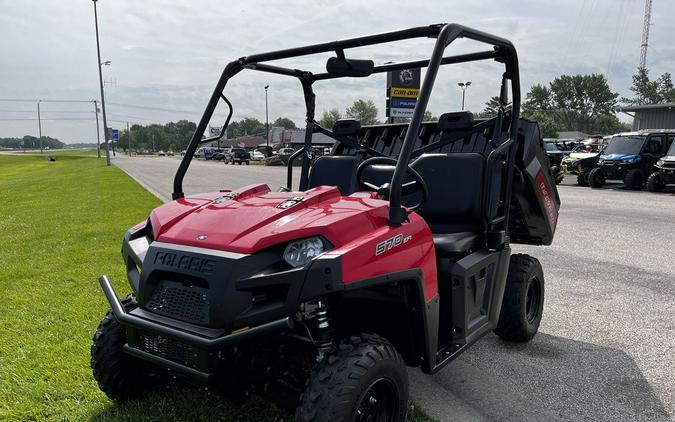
[438, 112, 474, 131]
[333, 119, 361, 137]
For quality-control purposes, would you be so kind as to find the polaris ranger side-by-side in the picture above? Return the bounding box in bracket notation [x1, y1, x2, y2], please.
[92, 24, 560, 421]
[588, 130, 675, 190]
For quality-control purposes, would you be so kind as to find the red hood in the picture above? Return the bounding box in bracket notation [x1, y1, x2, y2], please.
[149, 184, 390, 254]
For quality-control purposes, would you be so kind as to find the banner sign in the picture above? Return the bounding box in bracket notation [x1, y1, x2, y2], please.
[386, 68, 421, 118]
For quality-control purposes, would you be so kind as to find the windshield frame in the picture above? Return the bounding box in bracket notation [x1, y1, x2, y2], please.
[602, 136, 646, 156]
[667, 140, 675, 156]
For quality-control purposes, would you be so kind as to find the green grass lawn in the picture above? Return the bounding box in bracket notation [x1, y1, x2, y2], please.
[0, 153, 431, 421]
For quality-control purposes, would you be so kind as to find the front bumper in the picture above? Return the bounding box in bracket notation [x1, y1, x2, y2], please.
[600, 163, 628, 180]
[99, 275, 294, 381]
[659, 168, 675, 184]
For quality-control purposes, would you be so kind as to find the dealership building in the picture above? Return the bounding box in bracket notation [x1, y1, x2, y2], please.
[617, 103, 675, 130]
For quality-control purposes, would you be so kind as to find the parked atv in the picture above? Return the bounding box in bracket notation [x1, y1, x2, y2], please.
[646, 138, 675, 192]
[588, 130, 675, 190]
[92, 24, 560, 421]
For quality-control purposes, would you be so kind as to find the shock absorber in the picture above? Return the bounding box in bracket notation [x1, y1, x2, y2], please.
[313, 300, 333, 358]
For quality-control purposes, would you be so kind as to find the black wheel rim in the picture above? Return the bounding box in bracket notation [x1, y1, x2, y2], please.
[355, 378, 397, 422]
[526, 277, 541, 324]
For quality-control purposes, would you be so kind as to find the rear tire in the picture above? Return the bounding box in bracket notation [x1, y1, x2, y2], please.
[296, 334, 408, 422]
[588, 168, 605, 188]
[91, 294, 157, 401]
[577, 169, 590, 187]
[495, 254, 545, 343]
[646, 172, 663, 192]
[624, 168, 644, 190]
[245, 161, 250, 165]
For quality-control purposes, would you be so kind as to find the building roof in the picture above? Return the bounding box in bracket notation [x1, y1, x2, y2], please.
[616, 103, 675, 112]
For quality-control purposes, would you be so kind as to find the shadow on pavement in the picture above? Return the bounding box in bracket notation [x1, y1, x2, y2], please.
[428, 332, 671, 421]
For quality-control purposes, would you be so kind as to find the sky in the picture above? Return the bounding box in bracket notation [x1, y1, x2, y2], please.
[1, 0, 674, 143]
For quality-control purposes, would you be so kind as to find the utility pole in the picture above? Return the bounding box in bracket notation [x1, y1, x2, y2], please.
[152, 133, 155, 152]
[639, 0, 653, 70]
[93, 0, 111, 166]
[127, 121, 131, 156]
[94, 100, 101, 158]
[265, 85, 270, 147]
[37, 100, 43, 153]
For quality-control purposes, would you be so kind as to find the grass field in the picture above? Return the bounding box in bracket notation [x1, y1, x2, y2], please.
[0, 153, 431, 421]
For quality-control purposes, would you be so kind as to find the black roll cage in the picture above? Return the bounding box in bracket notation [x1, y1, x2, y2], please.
[173, 23, 521, 231]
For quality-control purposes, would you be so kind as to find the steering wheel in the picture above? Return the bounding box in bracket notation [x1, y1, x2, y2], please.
[356, 157, 428, 212]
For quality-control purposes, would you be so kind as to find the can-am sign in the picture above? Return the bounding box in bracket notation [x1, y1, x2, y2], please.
[386, 68, 421, 118]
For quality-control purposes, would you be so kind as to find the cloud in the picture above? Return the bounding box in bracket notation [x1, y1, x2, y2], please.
[0, 0, 672, 142]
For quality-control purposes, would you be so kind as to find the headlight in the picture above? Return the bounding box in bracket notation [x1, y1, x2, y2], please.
[598, 159, 604, 165]
[657, 160, 665, 167]
[283, 236, 330, 268]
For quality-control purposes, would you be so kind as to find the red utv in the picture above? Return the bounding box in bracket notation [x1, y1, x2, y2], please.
[92, 23, 560, 421]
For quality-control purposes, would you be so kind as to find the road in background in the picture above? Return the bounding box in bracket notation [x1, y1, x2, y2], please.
[114, 155, 675, 421]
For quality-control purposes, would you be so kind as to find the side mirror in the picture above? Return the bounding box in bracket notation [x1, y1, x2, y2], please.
[326, 57, 374, 77]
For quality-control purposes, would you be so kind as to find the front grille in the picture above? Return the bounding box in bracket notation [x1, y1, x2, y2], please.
[663, 162, 675, 169]
[138, 332, 198, 367]
[145, 281, 210, 325]
[602, 161, 616, 166]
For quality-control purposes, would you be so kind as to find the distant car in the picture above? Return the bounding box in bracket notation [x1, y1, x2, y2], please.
[256, 145, 274, 157]
[157, 150, 166, 156]
[225, 148, 250, 165]
[203, 148, 217, 160]
[194, 147, 206, 159]
[180, 150, 187, 156]
[276, 147, 295, 156]
[211, 149, 225, 160]
[544, 141, 565, 167]
[167, 150, 175, 156]
[251, 150, 266, 161]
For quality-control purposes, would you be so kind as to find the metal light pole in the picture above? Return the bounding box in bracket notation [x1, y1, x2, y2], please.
[93, 100, 101, 158]
[264, 85, 270, 147]
[127, 121, 131, 156]
[458, 81, 472, 111]
[93, 0, 111, 166]
[37, 100, 43, 153]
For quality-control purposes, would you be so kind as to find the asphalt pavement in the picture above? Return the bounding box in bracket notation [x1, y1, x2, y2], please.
[114, 155, 675, 421]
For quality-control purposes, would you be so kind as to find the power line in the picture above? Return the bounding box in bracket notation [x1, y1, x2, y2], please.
[0, 109, 93, 114]
[0, 118, 95, 121]
[106, 101, 204, 115]
[0, 98, 94, 103]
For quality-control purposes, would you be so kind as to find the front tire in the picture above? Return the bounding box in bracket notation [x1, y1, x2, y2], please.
[577, 169, 590, 187]
[91, 294, 156, 401]
[624, 168, 644, 190]
[551, 166, 564, 184]
[296, 334, 408, 422]
[495, 254, 545, 343]
[646, 172, 663, 192]
[589, 168, 605, 188]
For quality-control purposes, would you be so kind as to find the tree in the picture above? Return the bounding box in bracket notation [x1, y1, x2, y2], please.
[423, 110, 437, 121]
[228, 117, 265, 137]
[522, 73, 624, 135]
[319, 108, 342, 128]
[622, 68, 675, 105]
[345, 99, 379, 125]
[475, 96, 507, 118]
[272, 117, 297, 129]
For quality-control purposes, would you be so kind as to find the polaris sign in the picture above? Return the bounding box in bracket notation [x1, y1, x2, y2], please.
[386, 68, 421, 118]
